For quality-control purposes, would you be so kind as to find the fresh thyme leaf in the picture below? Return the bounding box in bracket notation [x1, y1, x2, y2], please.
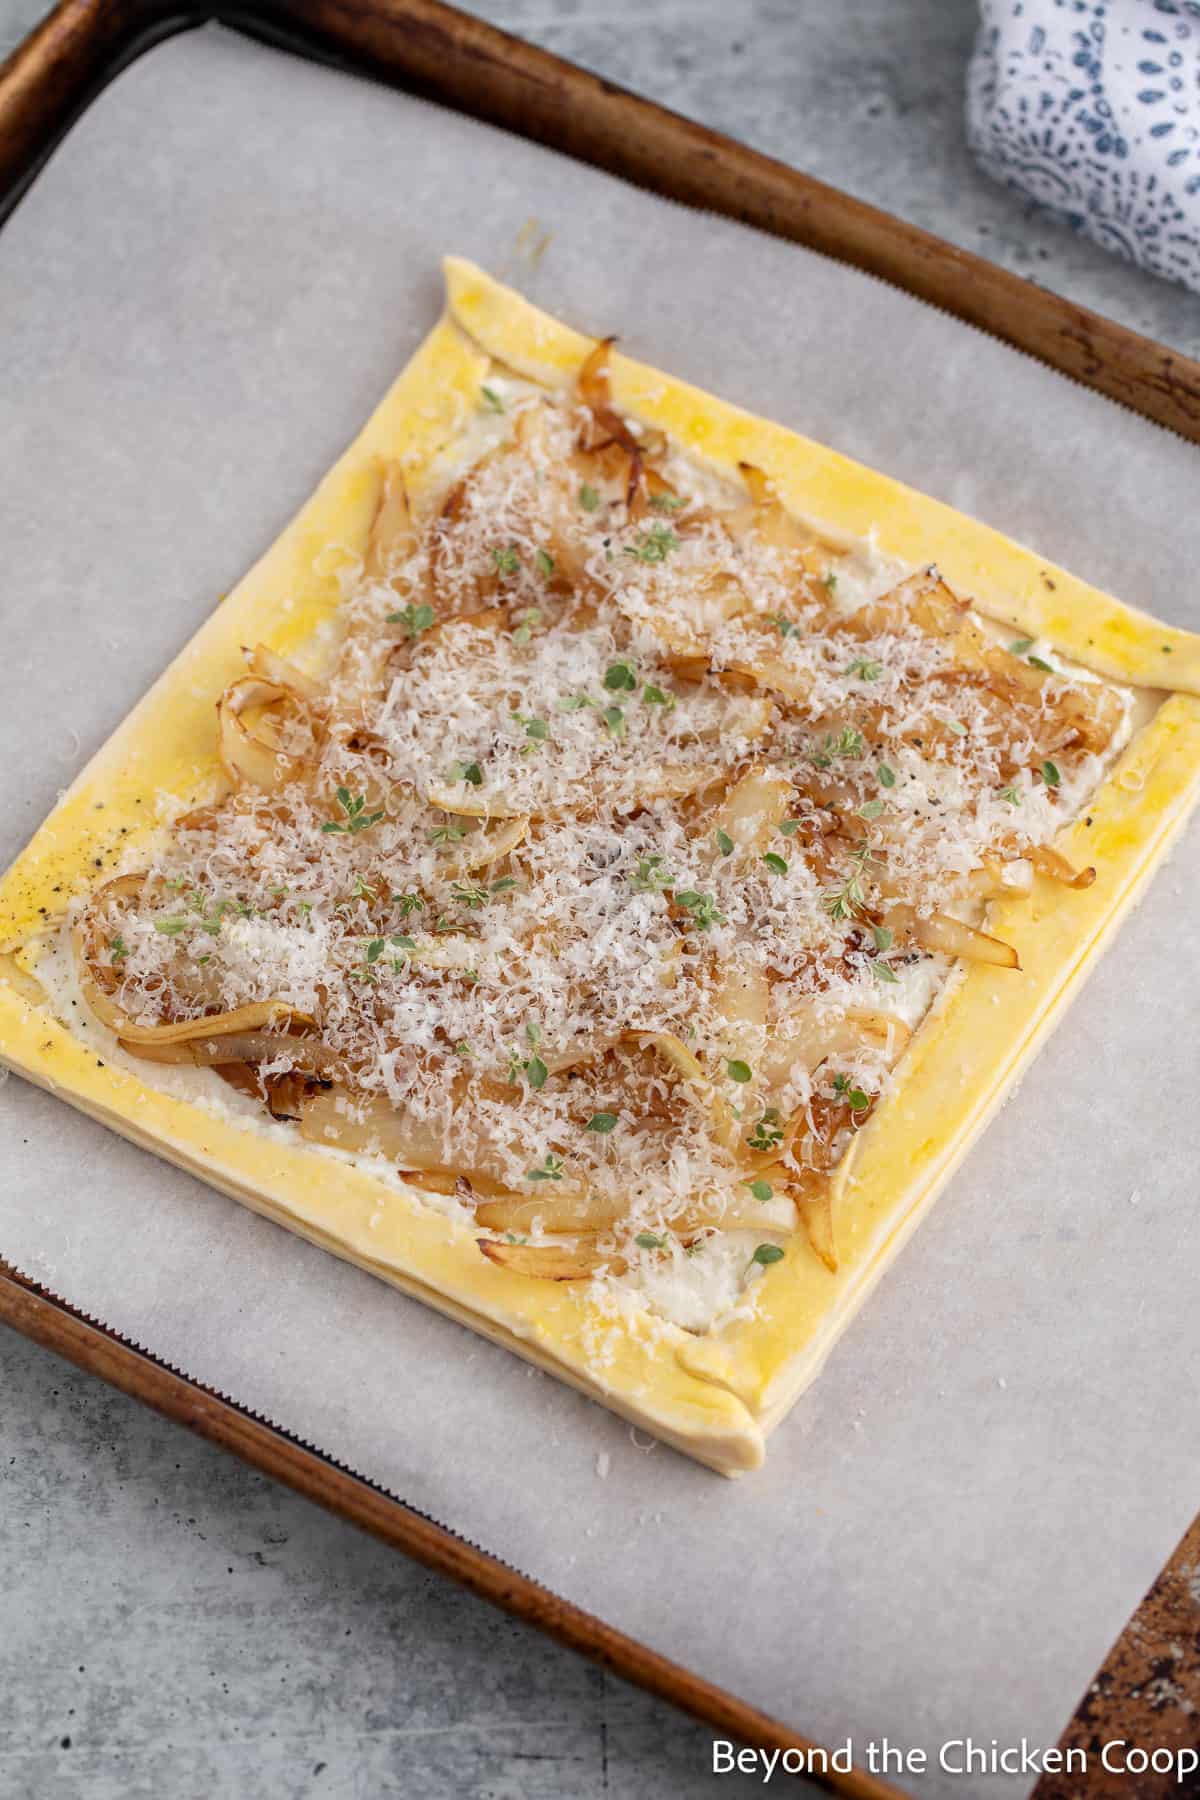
[858, 799, 884, 820]
[751, 1243, 784, 1267]
[365, 938, 385, 964]
[490, 545, 521, 578]
[745, 1178, 774, 1202]
[869, 959, 899, 984]
[675, 890, 725, 930]
[490, 877, 518, 894]
[1041, 760, 1061, 789]
[998, 785, 1022, 807]
[624, 523, 679, 564]
[846, 657, 883, 680]
[446, 761, 484, 787]
[822, 572, 838, 594]
[715, 828, 735, 856]
[945, 719, 968, 737]
[871, 924, 893, 952]
[635, 1231, 668, 1249]
[586, 1112, 618, 1134]
[506, 1024, 547, 1090]
[812, 725, 864, 767]
[525, 1056, 548, 1091]
[450, 882, 489, 910]
[480, 384, 505, 413]
[557, 693, 595, 712]
[386, 602, 435, 638]
[746, 1109, 783, 1152]
[761, 852, 788, 875]
[578, 483, 601, 512]
[153, 918, 187, 935]
[779, 819, 802, 836]
[429, 823, 467, 845]
[526, 1152, 565, 1182]
[322, 789, 385, 834]
[832, 1073, 871, 1111]
[648, 492, 687, 513]
[535, 548, 555, 579]
[109, 935, 128, 961]
[1028, 655, 1054, 673]
[1008, 637, 1034, 655]
[877, 763, 896, 788]
[629, 853, 672, 893]
[726, 1059, 753, 1084]
[641, 683, 673, 709]
[603, 661, 638, 692]
[601, 705, 626, 737]
[773, 615, 801, 640]
[394, 892, 425, 916]
[822, 843, 878, 920]
[512, 607, 542, 645]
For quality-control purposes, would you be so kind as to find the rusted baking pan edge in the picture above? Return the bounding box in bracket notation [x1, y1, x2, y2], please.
[0, 1262, 910, 1800]
[1, 0, 1199, 440]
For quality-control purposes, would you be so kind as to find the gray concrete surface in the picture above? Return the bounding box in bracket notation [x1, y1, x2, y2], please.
[1, 5, 1197, 1798]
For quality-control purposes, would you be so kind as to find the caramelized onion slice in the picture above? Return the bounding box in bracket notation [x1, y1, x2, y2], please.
[100, 996, 313, 1046]
[1027, 844, 1096, 890]
[794, 1171, 838, 1274]
[299, 1087, 568, 1196]
[726, 463, 841, 582]
[217, 676, 308, 793]
[965, 857, 1033, 901]
[478, 1239, 624, 1281]
[424, 786, 527, 822]
[450, 815, 530, 872]
[475, 1192, 626, 1234]
[300, 1086, 446, 1167]
[365, 459, 418, 580]
[119, 1030, 340, 1073]
[886, 905, 1020, 970]
[577, 338, 640, 455]
[621, 1028, 739, 1152]
[247, 643, 321, 702]
[758, 1005, 911, 1090]
[724, 654, 816, 707]
[402, 1170, 460, 1197]
[475, 1186, 796, 1238]
[73, 892, 314, 1045]
[630, 763, 727, 807]
[712, 766, 793, 854]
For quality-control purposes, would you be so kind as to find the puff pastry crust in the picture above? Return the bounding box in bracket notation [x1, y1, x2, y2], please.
[3, 257, 1199, 1475]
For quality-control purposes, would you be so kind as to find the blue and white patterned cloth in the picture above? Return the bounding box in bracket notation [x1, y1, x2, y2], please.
[967, 0, 1200, 293]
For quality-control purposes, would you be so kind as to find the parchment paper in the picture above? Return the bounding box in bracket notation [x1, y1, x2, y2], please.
[2, 28, 1198, 1795]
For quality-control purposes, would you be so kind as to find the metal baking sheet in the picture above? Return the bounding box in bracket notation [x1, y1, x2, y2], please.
[2, 26, 1199, 1795]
